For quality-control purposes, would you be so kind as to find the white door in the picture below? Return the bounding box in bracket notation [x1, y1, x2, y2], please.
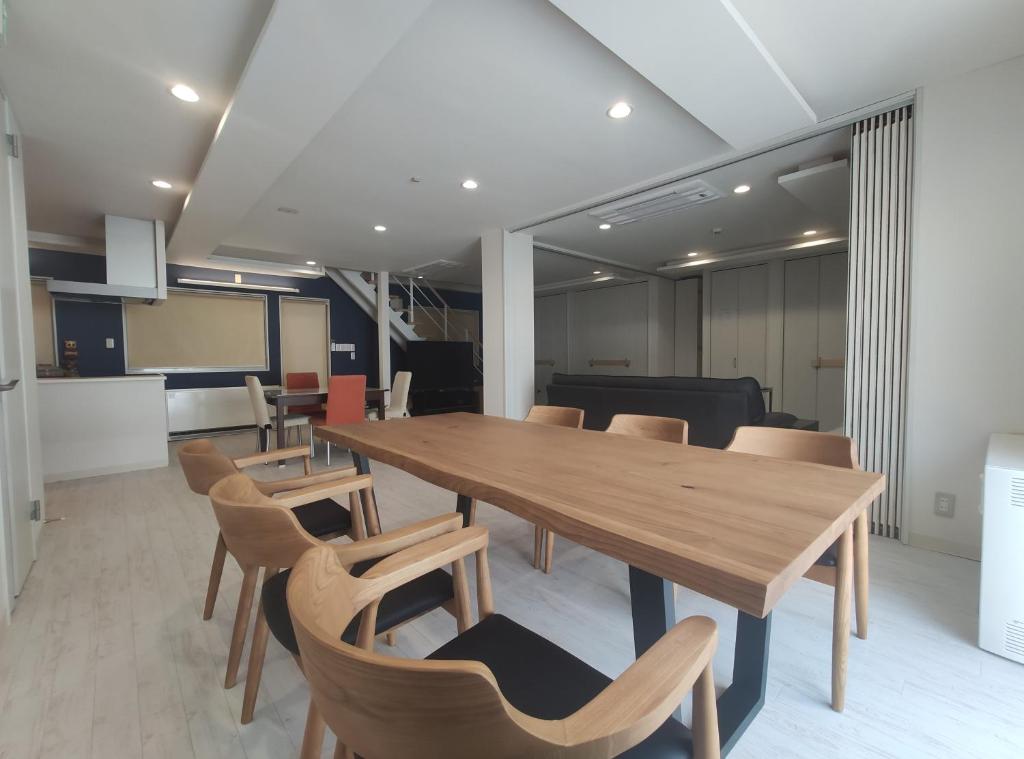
[279, 298, 330, 387]
[570, 282, 648, 375]
[782, 252, 848, 430]
[673, 278, 701, 376]
[0, 99, 39, 607]
[736, 265, 769, 384]
[709, 268, 738, 378]
[534, 294, 567, 403]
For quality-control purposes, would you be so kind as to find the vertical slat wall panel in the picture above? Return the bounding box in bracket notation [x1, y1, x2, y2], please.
[844, 105, 914, 538]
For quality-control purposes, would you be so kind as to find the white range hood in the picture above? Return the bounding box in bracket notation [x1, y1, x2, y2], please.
[47, 216, 167, 304]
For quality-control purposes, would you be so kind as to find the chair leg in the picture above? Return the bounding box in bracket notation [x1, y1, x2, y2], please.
[831, 525, 853, 712]
[203, 532, 227, 621]
[309, 424, 316, 458]
[326, 441, 330, 466]
[225, 565, 260, 689]
[299, 699, 327, 759]
[544, 530, 555, 574]
[333, 742, 355, 759]
[854, 510, 869, 640]
[533, 525, 543, 569]
[385, 631, 397, 646]
[692, 662, 721, 759]
[241, 568, 277, 724]
[451, 557, 473, 633]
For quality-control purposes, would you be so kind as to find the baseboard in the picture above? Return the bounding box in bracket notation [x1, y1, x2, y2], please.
[907, 532, 981, 562]
[43, 458, 169, 484]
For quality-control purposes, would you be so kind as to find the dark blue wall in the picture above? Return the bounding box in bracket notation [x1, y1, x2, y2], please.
[31, 249, 407, 388]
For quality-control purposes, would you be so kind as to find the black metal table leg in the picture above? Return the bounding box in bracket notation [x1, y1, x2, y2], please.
[628, 566, 771, 757]
[456, 494, 473, 527]
[351, 451, 383, 532]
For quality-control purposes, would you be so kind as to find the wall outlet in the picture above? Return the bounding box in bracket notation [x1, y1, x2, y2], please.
[104, 337, 115, 349]
[934, 491, 956, 518]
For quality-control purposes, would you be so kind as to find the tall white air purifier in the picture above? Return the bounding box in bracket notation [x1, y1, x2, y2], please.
[979, 433, 1024, 663]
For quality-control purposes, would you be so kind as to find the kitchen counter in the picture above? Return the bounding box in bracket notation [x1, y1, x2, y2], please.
[38, 374, 169, 482]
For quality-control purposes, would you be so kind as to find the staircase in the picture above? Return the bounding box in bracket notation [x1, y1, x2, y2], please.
[326, 268, 482, 376]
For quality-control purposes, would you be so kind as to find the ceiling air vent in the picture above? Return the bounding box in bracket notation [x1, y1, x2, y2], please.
[404, 259, 465, 278]
[588, 179, 724, 226]
[1006, 620, 1024, 657]
[1010, 477, 1024, 508]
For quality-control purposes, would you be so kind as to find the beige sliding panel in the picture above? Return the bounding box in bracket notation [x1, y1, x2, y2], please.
[30, 279, 56, 364]
[125, 288, 268, 371]
[279, 297, 330, 387]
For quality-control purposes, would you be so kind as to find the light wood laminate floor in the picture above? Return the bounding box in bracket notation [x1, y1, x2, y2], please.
[0, 432, 1021, 759]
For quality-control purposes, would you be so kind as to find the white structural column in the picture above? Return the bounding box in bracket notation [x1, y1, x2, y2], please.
[376, 271, 391, 393]
[481, 230, 534, 419]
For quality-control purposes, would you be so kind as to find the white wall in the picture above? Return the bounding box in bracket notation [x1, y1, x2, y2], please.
[904, 55, 1024, 560]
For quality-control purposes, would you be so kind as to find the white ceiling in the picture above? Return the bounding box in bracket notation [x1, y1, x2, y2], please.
[529, 126, 851, 278]
[3, 0, 1024, 285]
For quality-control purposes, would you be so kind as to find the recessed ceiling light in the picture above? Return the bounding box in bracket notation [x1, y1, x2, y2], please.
[593, 270, 601, 275]
[607, 101, 633, 119]
[277, 206, 299, 214]
[733, 184, 751, 194]
[598, 223, 612, 230]
[803, 229, 818, 236]
[305, 260, 317, 266]
[373, 225, 387, 232]
[170, 83, 199, 103]
[151, 179, 172, 189]
[687, 251, 700, 258]
[416, 275, 424, 279]
[461, 179, 479, 190]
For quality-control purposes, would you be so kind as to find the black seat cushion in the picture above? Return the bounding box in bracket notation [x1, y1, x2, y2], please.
[262, 560, 455, 656]
[427, 614, 692, 757]
[291, 497, 352, 538]
[816, 540, 839, 567]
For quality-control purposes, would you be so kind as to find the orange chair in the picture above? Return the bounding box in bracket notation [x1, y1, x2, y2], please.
[320, 374, 367, 465]
[286, 371, 324, 416]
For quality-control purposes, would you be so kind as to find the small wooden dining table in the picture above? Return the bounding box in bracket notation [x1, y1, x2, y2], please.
[263, 385, 387, 451]
[316, 413, 885, 757]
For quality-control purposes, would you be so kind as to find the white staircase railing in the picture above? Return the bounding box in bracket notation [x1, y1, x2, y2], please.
[389, 275, 482, 376]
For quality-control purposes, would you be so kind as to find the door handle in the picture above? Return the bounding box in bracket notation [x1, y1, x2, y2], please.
[0, 378, 19, 392]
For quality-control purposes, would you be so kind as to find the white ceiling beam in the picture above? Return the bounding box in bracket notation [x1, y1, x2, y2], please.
[547, 0, 816, 149]
[167, 0, 434, 265]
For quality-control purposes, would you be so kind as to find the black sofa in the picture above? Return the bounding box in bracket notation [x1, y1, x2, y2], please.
[545, 374, 798, 448]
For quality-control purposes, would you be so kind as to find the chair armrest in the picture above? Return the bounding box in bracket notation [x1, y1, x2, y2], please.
[334, 514, 464, 567]
[354, 526, 489, 601]
[258, 466, 358, 495]
[561, 616, 717, 751]
[233, 445, 310, 468]
[271, 474, 373, 508]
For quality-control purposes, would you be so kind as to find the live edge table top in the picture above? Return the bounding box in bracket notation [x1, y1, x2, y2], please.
[317, 413, 886, 618]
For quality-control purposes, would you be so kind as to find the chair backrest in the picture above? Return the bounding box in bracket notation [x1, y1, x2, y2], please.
[726, 426, 858, 469]
[289, 545, 603, 758]
[178, 439, 240, 495]
[287, 371, 321, 391]
[325, 374, 367, 425]
[524, 404, 584, 429]
[245, 375, 271, 428]
[606, 414, 689, 444]
[389, 371, 412, 413]
[208, 473, 321, 569]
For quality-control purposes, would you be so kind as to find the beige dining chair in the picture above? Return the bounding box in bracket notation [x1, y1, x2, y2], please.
[539, 413, 690, 574]
[369, 370, 412, 420]
[288, 539, 722, 759]
[245, 375, 309, 451]
[726, 425, 869, 712]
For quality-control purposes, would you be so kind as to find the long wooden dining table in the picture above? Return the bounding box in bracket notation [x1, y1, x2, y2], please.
[316, 412, 886, 756]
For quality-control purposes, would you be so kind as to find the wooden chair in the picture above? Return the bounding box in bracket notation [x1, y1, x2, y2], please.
[525, 405, 585, 572]
[245, 374, 309, 451]
[317, 374, 367, 465]
[178, 439, 361, 622]
[606, 413, 689, 444]
[288, 539, 722, 759]
[726, 425, 869, 712]
[207, 472, 467, 741]
[536, 412, 691, 575]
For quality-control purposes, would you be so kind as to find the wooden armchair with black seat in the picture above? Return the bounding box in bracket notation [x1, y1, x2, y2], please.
[208, 472, 468, 754]
[726, 425, 869, 712]
[178, 438, 371, 626]
[288, 533, 723, 759]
